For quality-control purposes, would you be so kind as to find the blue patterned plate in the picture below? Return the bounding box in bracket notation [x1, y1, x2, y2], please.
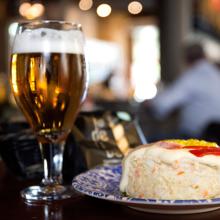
[72, 165, 220, 214]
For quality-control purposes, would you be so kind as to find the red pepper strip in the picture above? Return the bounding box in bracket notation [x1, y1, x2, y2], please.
[189, 148, 220, 157]
[160, 143, 220, 157]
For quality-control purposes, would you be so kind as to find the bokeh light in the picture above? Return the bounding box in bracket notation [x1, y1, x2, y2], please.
[96, 4, 112, 17]
[79, 0, 93, 11]
[128, 1, 143, 15]
[19, 2, 31, 16]
[19, 2, 45, 20]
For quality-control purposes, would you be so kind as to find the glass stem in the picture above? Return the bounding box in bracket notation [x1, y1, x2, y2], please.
[39, 141, 65, 186]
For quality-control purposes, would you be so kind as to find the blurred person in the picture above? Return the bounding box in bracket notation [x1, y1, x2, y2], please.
[150, 43, 220, 138]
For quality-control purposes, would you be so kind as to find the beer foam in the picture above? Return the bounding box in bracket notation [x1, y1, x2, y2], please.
[12, 28, 84, 54]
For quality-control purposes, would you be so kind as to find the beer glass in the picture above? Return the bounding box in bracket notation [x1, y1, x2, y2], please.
[10, 21, 88, 203]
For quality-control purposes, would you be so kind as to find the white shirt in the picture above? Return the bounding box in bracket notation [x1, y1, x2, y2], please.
[151, 59, 220, 137]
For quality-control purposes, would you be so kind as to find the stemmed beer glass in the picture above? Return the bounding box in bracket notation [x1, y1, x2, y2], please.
[10, 21, 88, 203]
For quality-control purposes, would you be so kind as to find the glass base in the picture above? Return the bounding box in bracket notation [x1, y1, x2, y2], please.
[21, 185, 76, 204]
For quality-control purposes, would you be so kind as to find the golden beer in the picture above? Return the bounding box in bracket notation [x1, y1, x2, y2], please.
[10, 21, 88, 202]
[10, 52, 87, 143]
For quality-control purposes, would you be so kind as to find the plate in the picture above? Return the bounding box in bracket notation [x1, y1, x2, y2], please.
[72, 165, 220, 214]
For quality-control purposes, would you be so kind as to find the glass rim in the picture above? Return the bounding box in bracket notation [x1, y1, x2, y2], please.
[17, 20, 82, 30]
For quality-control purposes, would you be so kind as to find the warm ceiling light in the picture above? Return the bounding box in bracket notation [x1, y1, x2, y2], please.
[128, 1, 143, 15]
[79, 0, 93, 11]
[19, 2, 31, 16]
[19, 2, 45, 20]
[96, 3, 112, 17]
[33, 3, 44, 13]
[33, 3, 44, 15]
[25, 3, 45, 20]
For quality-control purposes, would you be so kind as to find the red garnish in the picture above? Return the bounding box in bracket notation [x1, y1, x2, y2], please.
[159, 142, 220, 157]
[189, 147, 220, 157]
[161, 144, 220, 157]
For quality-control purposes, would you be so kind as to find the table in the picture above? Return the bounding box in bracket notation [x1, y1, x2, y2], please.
[1, 162, 220, 220]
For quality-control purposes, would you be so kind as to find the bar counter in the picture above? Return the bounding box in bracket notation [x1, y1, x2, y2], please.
[1, 161, 220, 220]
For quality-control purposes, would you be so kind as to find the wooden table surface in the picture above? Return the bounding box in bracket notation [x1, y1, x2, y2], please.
[1, 162, 220, 220]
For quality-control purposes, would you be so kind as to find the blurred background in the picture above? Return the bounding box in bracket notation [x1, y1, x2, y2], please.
[1, 0, 220, 141]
